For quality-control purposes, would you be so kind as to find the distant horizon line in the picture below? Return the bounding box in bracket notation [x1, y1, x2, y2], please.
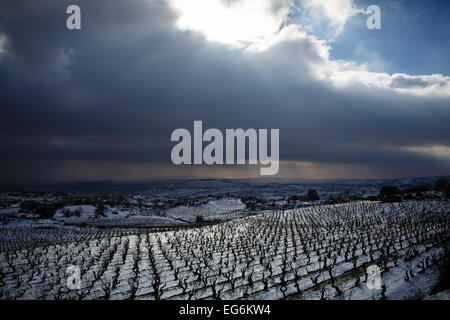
[1, 174, 448, 190]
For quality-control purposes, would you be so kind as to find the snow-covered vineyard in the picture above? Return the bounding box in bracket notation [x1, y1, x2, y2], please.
[0, 201, 448, 300]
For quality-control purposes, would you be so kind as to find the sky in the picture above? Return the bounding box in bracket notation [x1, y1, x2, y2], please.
[0, 0, 449, 184]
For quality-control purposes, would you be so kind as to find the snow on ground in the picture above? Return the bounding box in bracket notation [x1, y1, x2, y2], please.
[164, 198, 246, 223]
[73, 215, 188, 228]
[342, 247, 444, 300]
[0, 200, 448, 300]
[54, 205, 97, 220]
[424, 289, 450, 300]
[51, 204, 187, 228]
[0, 207, 20, 215]
[54, 205, 145, 222]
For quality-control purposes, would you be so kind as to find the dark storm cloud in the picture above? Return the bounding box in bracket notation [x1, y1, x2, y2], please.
[0, 0, 449, 182]
[389, 73, 449, 89]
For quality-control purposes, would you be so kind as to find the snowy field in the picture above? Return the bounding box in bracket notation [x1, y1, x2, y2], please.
[0, 200, 448, 300]
[164, 198, 247, 223]
[0, 197, 248, 229]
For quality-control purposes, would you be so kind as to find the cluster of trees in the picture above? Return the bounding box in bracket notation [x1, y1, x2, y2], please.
[376, 178, 450, 203]
[242, 190, 320, 212]
[15, 191, 206, 219]
[240, 196, 276, 211]
[20, 200, 107, 219]
[19, 201, 58, 219]
[289, 189, 320, 202]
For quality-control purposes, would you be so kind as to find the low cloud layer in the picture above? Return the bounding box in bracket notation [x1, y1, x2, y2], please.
[0, 0, 449, 183]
